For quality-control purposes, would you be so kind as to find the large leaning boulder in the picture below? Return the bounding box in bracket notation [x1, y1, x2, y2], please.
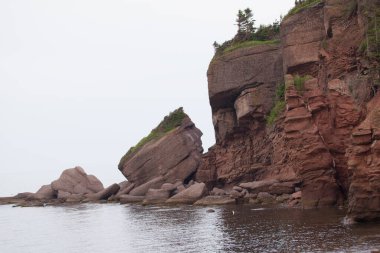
[118, 108, 203, 192]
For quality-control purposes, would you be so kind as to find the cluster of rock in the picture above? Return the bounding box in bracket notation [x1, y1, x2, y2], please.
[2, 167, 121, 207]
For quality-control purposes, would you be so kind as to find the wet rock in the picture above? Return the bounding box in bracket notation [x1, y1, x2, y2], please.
[89, 183, 121, 201]
[276, 194, 291, 203]
[166, 182, 206, 204]
[269, 182, 296, 195]
[210, 187, 226, 196]
[119, 195, 145, 204]
[129, 176, 165, 196]
[230, 190, 244, 199]
[194, 196, 235, 206]
[115, 182, 135, 198]
[239, 180, 279, 194]
[257, 192, 276, 204]
[66, 194, 85, 203]
[143, 189, 171, 204]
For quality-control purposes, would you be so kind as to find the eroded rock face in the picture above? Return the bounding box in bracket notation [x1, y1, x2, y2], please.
[234, 85, 275, 122]
[197, 44, 287, 187]
[208, 44, 283, 112]
[281, 2, 325, 75]
[198, 0, 380, 216]
[119, 114, 203, 192]
[347, 94, 380, 222]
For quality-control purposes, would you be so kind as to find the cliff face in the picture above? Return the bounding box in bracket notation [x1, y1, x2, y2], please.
[197, 0, 380, 221]
[196, 44, 290, 187]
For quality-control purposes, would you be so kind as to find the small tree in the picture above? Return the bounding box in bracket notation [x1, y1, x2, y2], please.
[213, 41, 220, 52]
[234, 8, 256, 42]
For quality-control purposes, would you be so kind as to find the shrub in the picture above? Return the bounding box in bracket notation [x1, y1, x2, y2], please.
[266, 100, 286, 126]
[266, 83, 286, 125]
[213, 8, 282, 57]
[118, 107, 187, 170]
[294, 75, 312, 92]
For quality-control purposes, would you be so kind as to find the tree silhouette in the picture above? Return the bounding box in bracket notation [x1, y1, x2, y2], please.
[234, 8, 256, 42]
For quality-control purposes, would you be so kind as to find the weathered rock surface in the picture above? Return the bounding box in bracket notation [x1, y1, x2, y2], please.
[5, 167, 106, 206]
[88, 183, 120, 201]
[51, 166, 104, 195]
[346, 94, 380, 222]
[194, 196, 235, 205]
[34, 185, 56, 200]
[119, 195, 145, 204]
[166, 182, 207, 204]
[281, 1, 325, 75]
[197, 0, 380, 221]
[208, 44, 283, 112]
[119, 111, 203, 191]
[143, 189, 171, 204]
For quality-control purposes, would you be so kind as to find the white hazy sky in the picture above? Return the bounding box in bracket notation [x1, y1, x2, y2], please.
[0, 0, 294, 196]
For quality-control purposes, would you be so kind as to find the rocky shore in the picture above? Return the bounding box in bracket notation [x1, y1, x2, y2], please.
[2, 0, 380, 223]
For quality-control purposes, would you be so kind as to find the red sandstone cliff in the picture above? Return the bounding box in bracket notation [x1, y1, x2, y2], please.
[197, 0, 380, 221]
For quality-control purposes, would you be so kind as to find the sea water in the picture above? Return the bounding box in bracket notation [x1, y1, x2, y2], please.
[0, 204, 379, 252]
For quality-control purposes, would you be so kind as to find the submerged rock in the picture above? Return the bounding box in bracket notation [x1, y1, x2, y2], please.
[194, 196, 235, 206]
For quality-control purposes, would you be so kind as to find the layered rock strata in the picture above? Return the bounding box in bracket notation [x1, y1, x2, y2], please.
[197, 0, 380, 220]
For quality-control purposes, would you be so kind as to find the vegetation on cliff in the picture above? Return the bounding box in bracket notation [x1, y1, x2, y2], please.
[286, 0, 323, 18]
[360, 2, 380, 93]
[118, 108, 187, 170]
[294, 75, 312, 92]
[266, 83, 285, 125]
[213, 8, 281, 57]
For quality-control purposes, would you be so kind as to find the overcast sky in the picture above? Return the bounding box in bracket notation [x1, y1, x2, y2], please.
[0, 0, 294, 196]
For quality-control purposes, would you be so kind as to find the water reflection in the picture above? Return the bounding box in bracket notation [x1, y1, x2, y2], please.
[0, 204, 379, 253]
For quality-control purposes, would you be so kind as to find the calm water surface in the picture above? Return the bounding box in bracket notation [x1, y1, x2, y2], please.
[0, 204, 379, 252]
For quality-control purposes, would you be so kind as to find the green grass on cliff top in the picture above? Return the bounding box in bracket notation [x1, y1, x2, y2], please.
[118, 107, 187, 170]
[222, 39, 280, 54]
[286, 0, 323, 17]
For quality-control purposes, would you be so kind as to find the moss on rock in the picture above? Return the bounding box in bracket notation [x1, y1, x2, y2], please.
[118, 107, 187, 170]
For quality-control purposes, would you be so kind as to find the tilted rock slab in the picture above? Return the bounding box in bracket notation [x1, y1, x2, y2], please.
[119, 116, 203, 192]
